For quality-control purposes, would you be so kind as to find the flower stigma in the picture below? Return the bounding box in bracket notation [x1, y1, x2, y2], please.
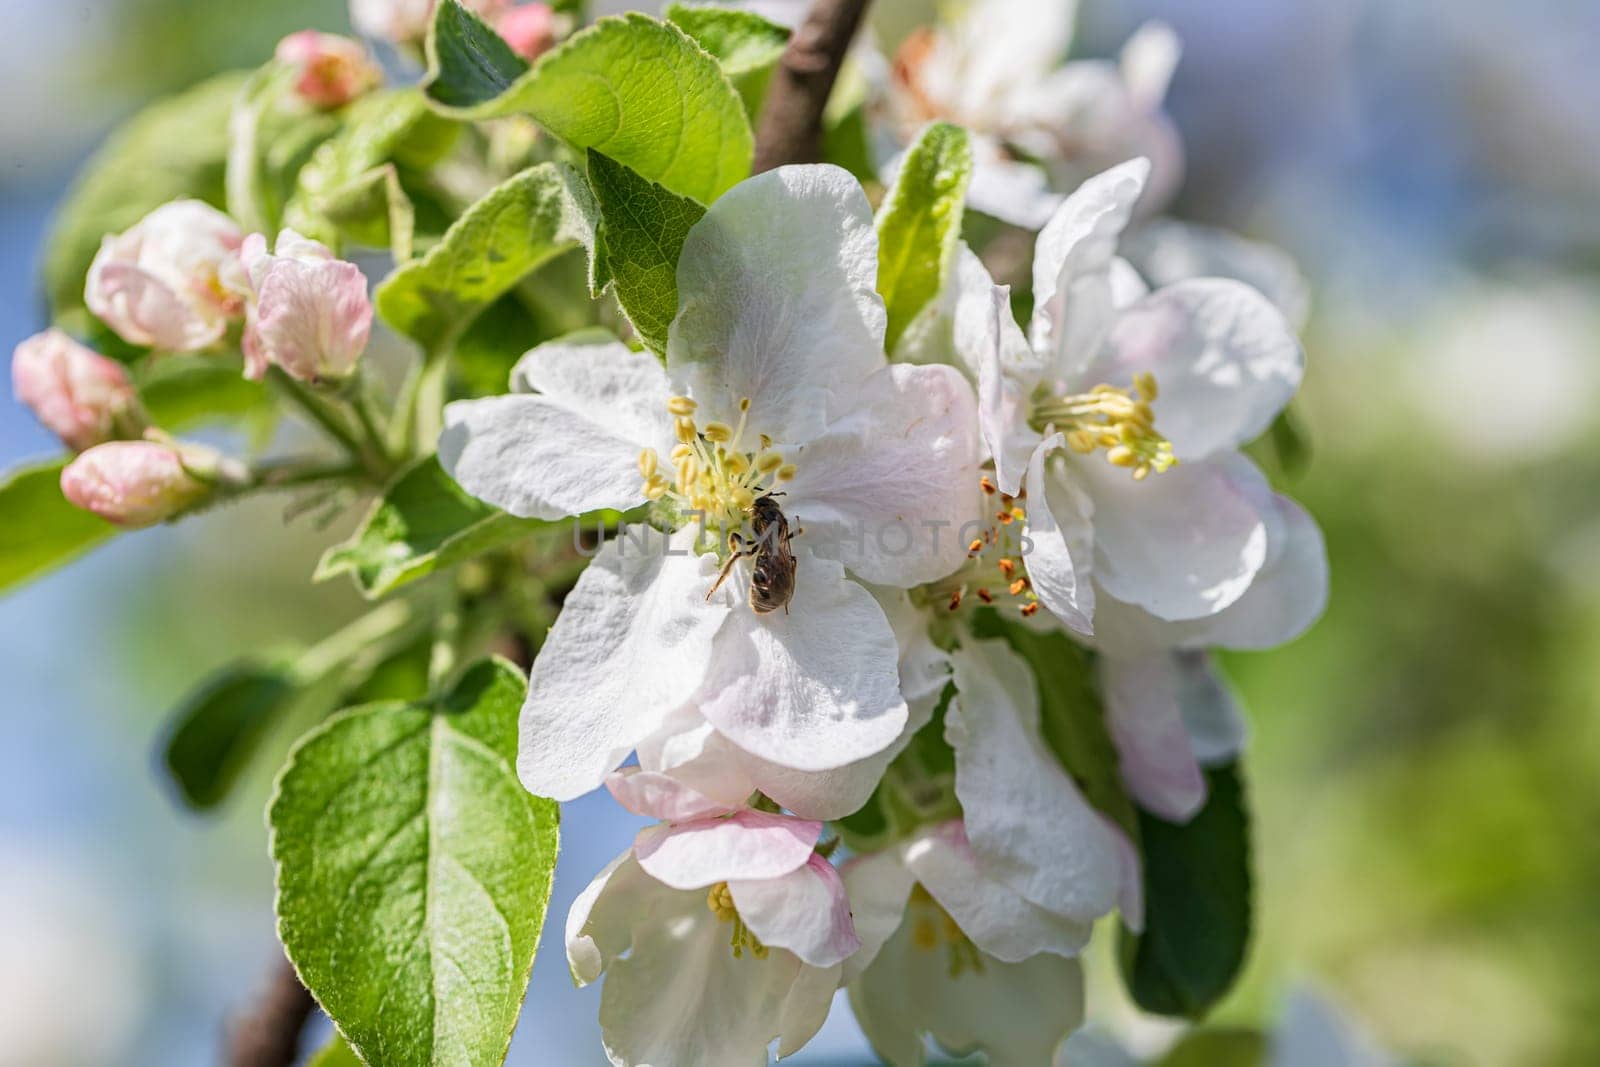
[638, 396, 795, 552]
[1030, 372, 1176, 481]
[706, 881, 769, 960]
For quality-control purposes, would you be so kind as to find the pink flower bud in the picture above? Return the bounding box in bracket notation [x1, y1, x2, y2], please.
[60, 440, 217, 528]
[496, 4, 556, 61]
[85, 201, 245, 352]
[11, 330, 144, 452]
[237, 230, 373, 384]
[275, 31, 383, 110]
[349, 0, 511, 47]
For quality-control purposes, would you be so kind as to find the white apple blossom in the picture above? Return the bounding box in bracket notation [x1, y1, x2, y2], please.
[869, 0, 1183, 229]
[440, 165, 982, 802]
[843, 820, 1092, 1066]
[566, 801, 858, 1066]
[85, 200, 244, 352]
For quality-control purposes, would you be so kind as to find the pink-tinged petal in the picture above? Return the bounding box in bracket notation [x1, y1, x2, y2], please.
[633, 810, 821, 890]
[604, 767, 736, 823]
[495, 3, 557, 60]
[1108, 817, 1145, 933]
[633, 706, 761, 812]
[1080, 451, 1274, 621]
[275, 31, 381, 109]
[243, 230, 372, 383]
[60, 440, 213, 528]
[730, 854, 860, 968]
[1100, 653, 1206, 822]
[1021, 435, 1096, 633]
[565, 849, 659, 986]
[1084, 279, 1304, 462]
[696, 551, 907, 773]
[782, 362, 983, 586]
[11, 330, 141, 452]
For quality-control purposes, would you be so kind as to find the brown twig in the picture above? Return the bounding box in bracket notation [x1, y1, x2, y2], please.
[226, 956, 317, 1067]
[752, 0, 872, 172]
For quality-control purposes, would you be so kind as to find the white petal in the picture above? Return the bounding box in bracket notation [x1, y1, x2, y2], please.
[1099, 653, 1207, 822]
[1022, 436, 1097, 633]
[598, 902, 804, 1067]
[848, 919, 941, 1067]
[668, 164, 887, 443]
[1079, 452, 1273, 621]
[1121, 219, 1311, 330]
[518, 532, 728, 801]
[965, 151, 1062, 230]
[633, 705, 761, 810]
[906, 822, 1096, 961]
[696, 552, 907, 772]
[946, 641, 1123, 927]
[730, 854, 860, 968]
[951, 244, 1044, 495]
[565, 850, 657, 986]
[839, 849, 916, 985]
[1085, 279, 1304, 461]
[634, 810, 820, 890]
[1175, 651, 1249, 766]
[604, 767, 735, 823]
[784, 363, 982, 587]
[875, 585, 953, 706]
[1109, 819, 1145, 933]
[949, 0, 1079, 100]
[439, 338, 673, 519]
[1120, 21, 1182, 113]
[776, 962, 843, 1059]
[1030, 159, 1150, 377]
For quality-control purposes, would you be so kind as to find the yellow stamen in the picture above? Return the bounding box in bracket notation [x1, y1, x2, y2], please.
[776, 464, 797, 482]
[703, 422, 732, 443]
[638, 449, 659, 479]
[1031, 376, 1177, 480]
[667, 395, 698, 416]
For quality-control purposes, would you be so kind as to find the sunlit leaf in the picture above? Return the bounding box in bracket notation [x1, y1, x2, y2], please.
[0, 458, 117, 595]
[875, 122, 972, 353]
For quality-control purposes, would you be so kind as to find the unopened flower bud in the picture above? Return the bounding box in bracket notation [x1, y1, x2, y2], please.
[275, 31, 383, 110]
[85, 200, 245, 352]
[496, 3, 557, 61]
[349, 0, 511, 47]
[11, 330, 145, 451]
[236, 230, 373, 384]
[60, 440, 224, 528]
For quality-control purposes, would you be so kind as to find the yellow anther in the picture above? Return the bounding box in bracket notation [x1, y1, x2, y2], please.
[776, 464, 797, 482]
[723, 453, 750, 477]
[1133, 464, 1151, 481]
[638, 449, 659, 479]
[667, 395, 698, 416]
[731, 487, 755, 511]
[703, 422, 733, 443]
[968, 538, 985, 555]
[643, 478, 668, 501]
[1067, 430, 1096, 454]
[707, 882, 738, 921]
[739, 397, 752, 413]
[1009, 578, 1028, 596]
[1106, 445, 1137, 467]
[675, 418, 697, 444]
[756, 452, 785, 474]
[1021, 602, 1040, 617]
[1134, 371, 1158, 402]
[670, 443, 693, 462]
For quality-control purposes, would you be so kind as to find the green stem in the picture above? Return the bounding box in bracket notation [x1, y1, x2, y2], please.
[270, 369, 367, 460]
[293, 600, 417, 683]
[347, 382, 396, 466]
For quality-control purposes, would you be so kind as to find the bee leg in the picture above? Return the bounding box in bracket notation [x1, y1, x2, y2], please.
[705, 533, 746, 602]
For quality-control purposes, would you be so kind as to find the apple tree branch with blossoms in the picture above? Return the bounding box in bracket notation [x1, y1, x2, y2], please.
[3, 1, 1327, 1064]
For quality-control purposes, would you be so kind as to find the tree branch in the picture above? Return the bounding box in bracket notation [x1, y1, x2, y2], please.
[752, 0, 872, 172]
[226, 956, 317, 1067]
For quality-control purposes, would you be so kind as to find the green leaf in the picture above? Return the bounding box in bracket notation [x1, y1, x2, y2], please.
[307, 1034, 364, 1067]
[0, 459, 117, 595]
[451, 296, 543, 398]
[319, 164, 417, 263]
[226, 64, 341, 234]
[664, 4, 790, 115]
[1158, 1028, 1269, 1067]
[585, 150, 706, 355]
[1119, 762, 1254, 1019]
[875, 122, 972, 352]
[271, 659, 559, 1067]
[374, 163, 597, 353]
[426, 5, 753, 204]
[137, 355, 275, 432]
[44, 71, 246, 316]
[971, 610, 1138, 839]
[318, 456, 543, 598]
[285, 89, 459, 247]
[164, 661, 298, 809]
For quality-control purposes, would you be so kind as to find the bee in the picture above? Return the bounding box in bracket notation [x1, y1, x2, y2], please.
[706, 493, 799, 614]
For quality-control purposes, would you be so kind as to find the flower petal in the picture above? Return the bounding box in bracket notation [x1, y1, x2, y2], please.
[598, 899, 805, 1067]
[730, 854, 860, 968]
[634, 810, 820, 890]
[966, 149, 1063, 230]
[1079, 452, 1274, 621]
[439, 338, 673, 519]
[1099, 653, 1207, 822]
[633, 705, 761, 812]
[668, 164, 886, 443]
[905, 821, 1095, 961]
[1022, 435, 1097, 633]
[951, 244, 1044, 495]
[1121, 219, 1311, 330]
[839, 849, 917, 984]
[1085, 279, 1304, 461]
[784, 363, 982, 586]
[696, 551, 907, 772]
[518, 532, 728, 801]
[776, 961, 843, 1058]
[604, 767, 736, 823]
[946, 641, 1123, 927]
[1030, 159, 1150, 377]
[565, 849, 658, 986]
